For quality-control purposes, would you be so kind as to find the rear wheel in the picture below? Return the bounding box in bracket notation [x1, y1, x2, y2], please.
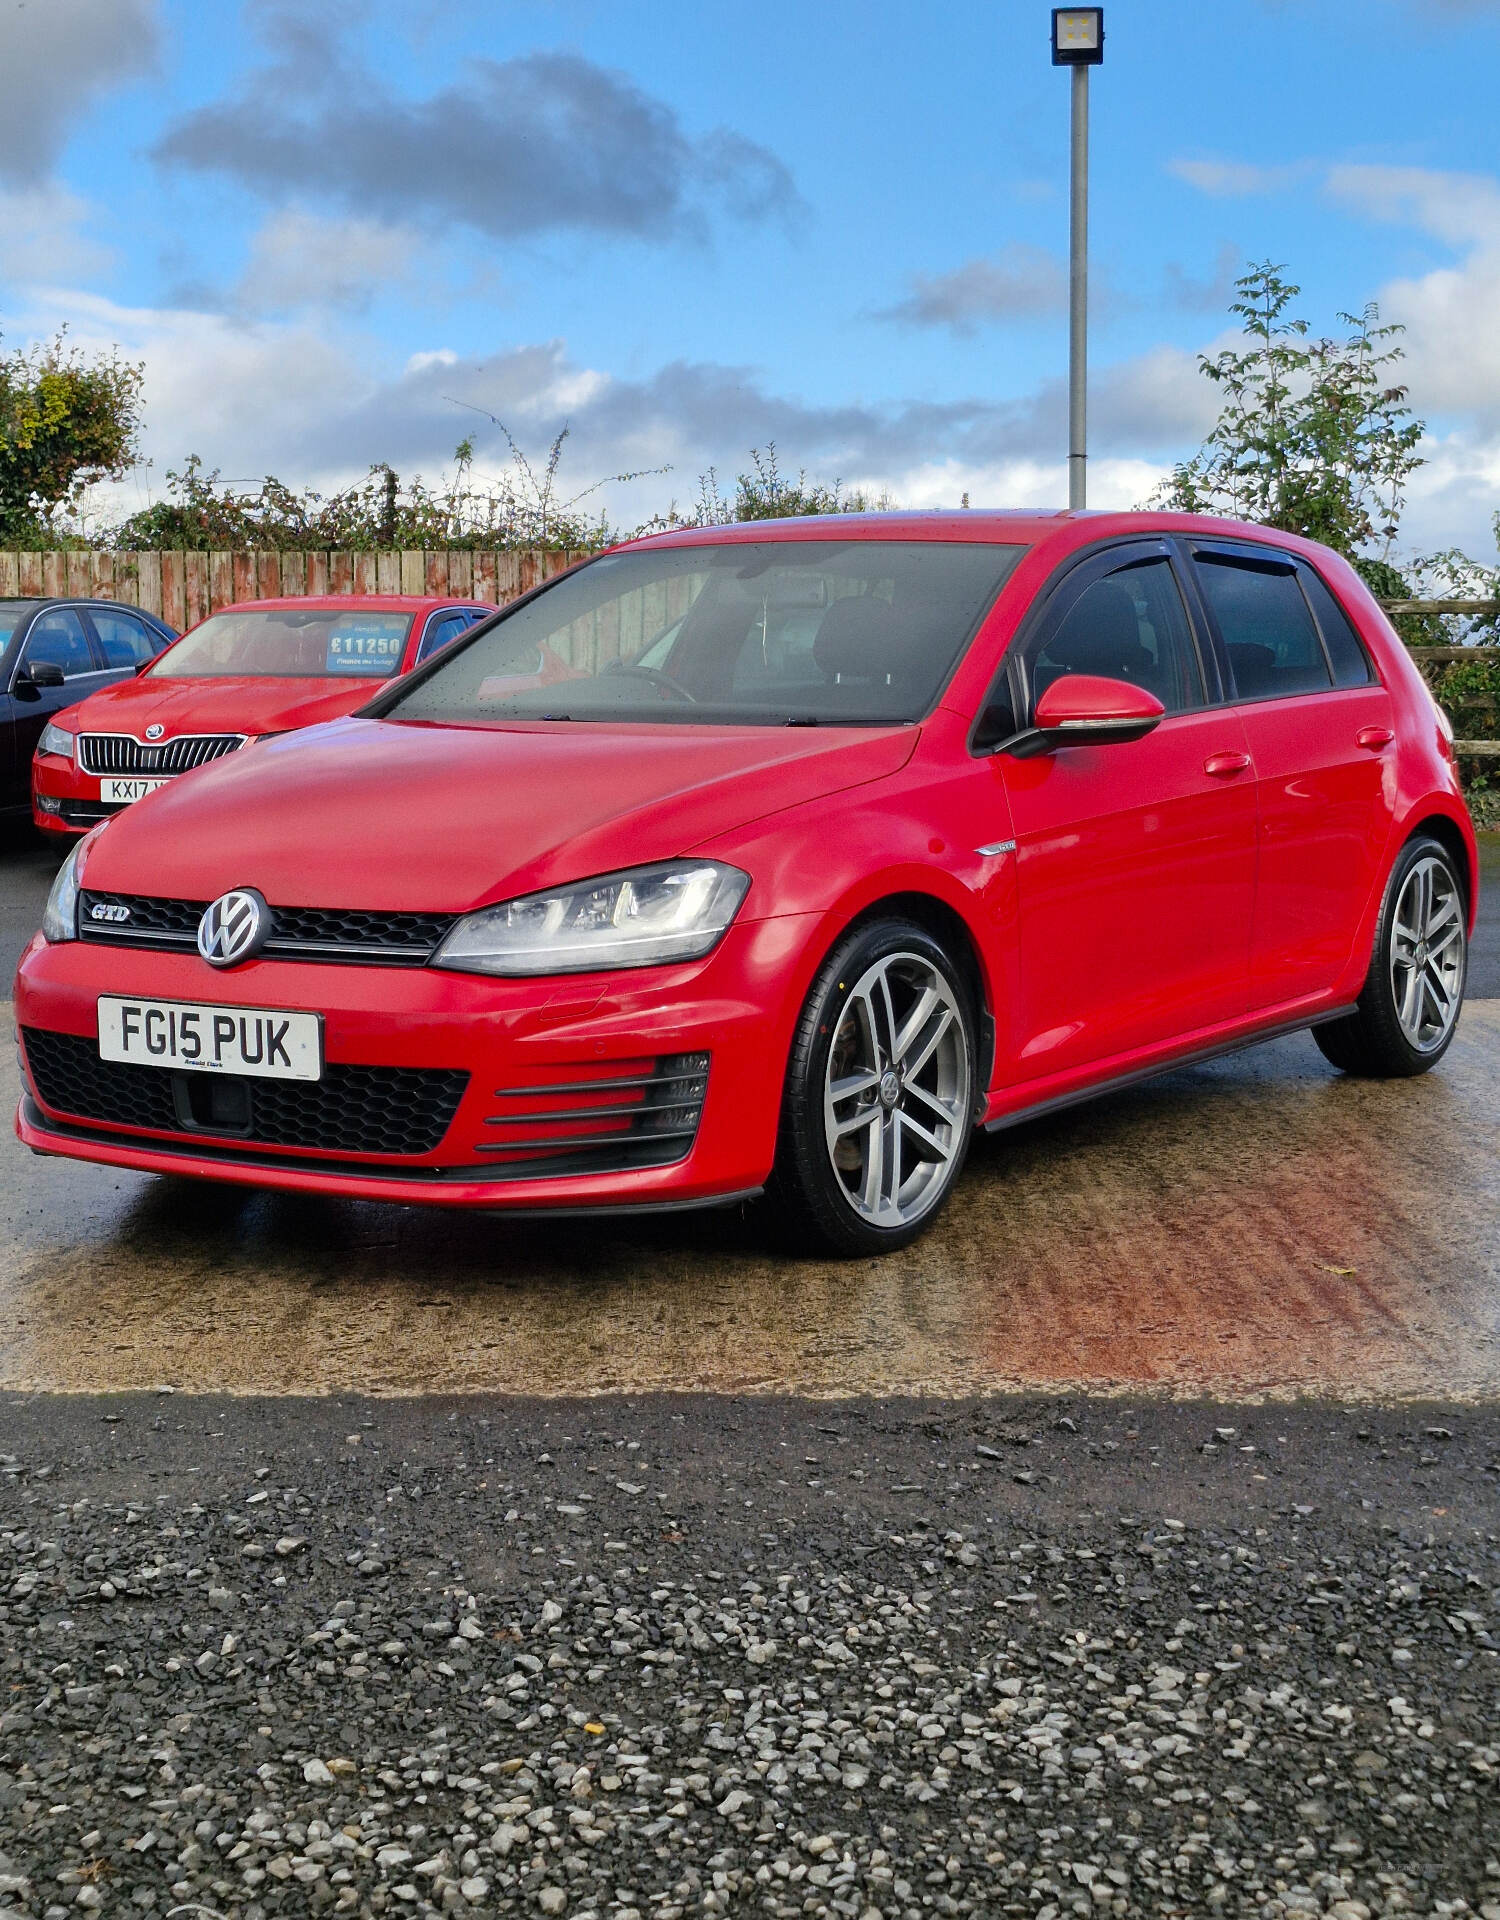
[1313, 834, 1467, 1077]
[770, 918, 977, 1256]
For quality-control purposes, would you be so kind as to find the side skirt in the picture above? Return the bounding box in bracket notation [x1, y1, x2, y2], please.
[982, 1006, 1358, 1135]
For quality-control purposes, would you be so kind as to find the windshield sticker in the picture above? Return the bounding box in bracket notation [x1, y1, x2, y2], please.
[325, 619, 407, 675]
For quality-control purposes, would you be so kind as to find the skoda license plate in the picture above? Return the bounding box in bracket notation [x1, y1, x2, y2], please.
[97, 996, 322, 1081]
[101, 777, 172, 803]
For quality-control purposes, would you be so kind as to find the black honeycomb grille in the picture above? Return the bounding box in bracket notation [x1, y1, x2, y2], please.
[77, 893, 455, 963]
[21, 1028, 468, 1157]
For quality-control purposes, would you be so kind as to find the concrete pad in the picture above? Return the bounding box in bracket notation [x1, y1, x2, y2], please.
[4, 999, 1498, 1400]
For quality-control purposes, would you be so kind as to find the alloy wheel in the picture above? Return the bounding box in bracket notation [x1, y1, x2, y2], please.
[1389, 854, 1465, 1053]
[823, 950, 970, 1228]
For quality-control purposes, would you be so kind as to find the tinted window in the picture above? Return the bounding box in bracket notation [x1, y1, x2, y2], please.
[416, 610, 469, 664]
[24, 609, 95, 678]
[91, 607, 158, 669]
[387, 541, 1027, 727]
[1032, 556, 1206, 716]
[1298, 567, 1374, 689]
[1195, 555, 1332, 700]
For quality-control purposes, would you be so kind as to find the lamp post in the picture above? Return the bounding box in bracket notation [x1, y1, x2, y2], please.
[1051, 8, 1104, 510]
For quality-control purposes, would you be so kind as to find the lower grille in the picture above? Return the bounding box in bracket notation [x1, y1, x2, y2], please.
[21, 1028, 468, 1157]
[78, 733, 244, 776]
[60, 800, 122, 828]
[475, 1052, 710, 1176]
[77, 893, 455, 964]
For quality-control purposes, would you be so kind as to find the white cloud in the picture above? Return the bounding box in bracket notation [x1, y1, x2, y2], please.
[1325, 163, 1500, 247]
[1168, 158, 1309, 197]
[0, 184, 114, 288]
[236, 208, 433, 314]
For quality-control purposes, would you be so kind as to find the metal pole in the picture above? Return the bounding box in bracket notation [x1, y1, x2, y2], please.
[1068, 60, 1089, 510]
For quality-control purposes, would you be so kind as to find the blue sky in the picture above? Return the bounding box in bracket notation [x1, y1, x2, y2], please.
[6, 0, 1500, 554]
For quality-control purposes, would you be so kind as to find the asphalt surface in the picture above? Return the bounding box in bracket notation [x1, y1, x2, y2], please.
[0, 1394, 1497, 1919]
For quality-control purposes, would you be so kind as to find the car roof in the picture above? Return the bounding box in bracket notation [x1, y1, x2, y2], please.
[206, 596, 488, 614]
[621, 508, 1346, 566]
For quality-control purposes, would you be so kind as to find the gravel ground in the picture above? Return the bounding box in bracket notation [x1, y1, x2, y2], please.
[0, 1394, 1497, 1920]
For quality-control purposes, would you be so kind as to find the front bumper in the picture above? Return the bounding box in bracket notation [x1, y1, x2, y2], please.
[33, 751, 127, 835]
[13, 915, 817, 1210]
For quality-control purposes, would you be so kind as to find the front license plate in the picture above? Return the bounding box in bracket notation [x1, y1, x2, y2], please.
[101, 777, 173, 803]
[97, 996, 322, 1081]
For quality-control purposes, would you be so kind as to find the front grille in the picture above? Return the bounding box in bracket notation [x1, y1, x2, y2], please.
[474, 1052, 710, 1177]
[77, 893, 456, 964]
[78, 733, 244, 776]
[21, 1028, 468, 1157]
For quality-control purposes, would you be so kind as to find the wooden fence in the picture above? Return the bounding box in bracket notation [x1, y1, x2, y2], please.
[0, 549, 590, 635]
[2, 553, 1496, 758]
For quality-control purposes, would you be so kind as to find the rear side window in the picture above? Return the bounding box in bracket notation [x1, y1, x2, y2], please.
[1194, 555, 1332, 700]
[416, 610, 470, 664]
[91, 607, 158, 669]
[1298, 568, 1374, 689]
[1032, 555, 1207, 715]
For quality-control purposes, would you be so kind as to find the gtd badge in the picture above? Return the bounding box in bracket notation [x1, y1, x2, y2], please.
[144, 724, 165, 741]
[197, 888, 272, 968]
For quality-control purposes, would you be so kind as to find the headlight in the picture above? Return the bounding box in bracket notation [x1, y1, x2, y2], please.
[432, 861, 751, 976]
[41, 823, 105, 944]
[38, 722, 74, 759]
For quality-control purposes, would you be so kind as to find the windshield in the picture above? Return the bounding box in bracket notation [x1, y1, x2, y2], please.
[382, 540, 1026, 727]
[150, 608, 413, 679]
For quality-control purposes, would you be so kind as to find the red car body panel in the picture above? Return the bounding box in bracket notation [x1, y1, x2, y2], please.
[31, 596, 490, 836]
[14, 511, 1478, 1214]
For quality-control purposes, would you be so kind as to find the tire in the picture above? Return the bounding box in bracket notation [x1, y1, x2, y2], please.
[1313, 833, 1468, 1078]
[769, 917, 978, 1256]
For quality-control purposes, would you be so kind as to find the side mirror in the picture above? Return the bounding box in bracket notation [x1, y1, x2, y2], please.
[1007, 673, 1165, 756]
[21, 659, 67, 691]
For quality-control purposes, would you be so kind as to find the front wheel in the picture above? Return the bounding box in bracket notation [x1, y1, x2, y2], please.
[1314, 834, 1468, 1077]
[770, 918, 977, 1256]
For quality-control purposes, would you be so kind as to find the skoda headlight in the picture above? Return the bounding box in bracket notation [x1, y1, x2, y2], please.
[432, 861, 751, 976]
[38, 721, 74, 760]
[41, 823, 105, 944]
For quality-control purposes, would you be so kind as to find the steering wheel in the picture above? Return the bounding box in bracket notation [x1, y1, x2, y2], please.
[605, 662, 699, 703]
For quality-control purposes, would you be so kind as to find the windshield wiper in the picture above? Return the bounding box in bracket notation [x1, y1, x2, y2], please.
[784, 715, 820, 727]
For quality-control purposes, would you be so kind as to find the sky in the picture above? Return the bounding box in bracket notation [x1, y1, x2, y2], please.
[4, 0, 1500, 558]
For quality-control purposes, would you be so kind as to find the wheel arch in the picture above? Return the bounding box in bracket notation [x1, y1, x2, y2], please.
[1407, 810, 1476, 924]
[821, 887, 996, 1102]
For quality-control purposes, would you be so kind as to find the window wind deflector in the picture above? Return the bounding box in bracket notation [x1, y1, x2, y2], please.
[1190, 543, 1298, 576]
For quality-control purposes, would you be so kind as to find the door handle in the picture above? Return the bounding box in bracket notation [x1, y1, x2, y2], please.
[1203, 751, 1252, 778]
[1356, 725, 1395, 750]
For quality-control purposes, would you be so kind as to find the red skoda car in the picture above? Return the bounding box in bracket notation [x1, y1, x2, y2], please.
[14, 514, 1477, 1254]
[31, 595, 492, 835]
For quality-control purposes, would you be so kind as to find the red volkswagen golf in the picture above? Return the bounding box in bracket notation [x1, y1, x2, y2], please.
[13, 513, 1478, 1255]
[31, 594, 492, 835]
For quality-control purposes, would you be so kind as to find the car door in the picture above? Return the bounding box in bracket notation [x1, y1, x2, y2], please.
[996, 540, 1257, 1081]
[6, 608, 109, 806]
[1184, 540, 1397, 1009]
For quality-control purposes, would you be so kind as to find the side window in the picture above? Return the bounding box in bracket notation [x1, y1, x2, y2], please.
[1031, 556, 1206, 716]
[1298, 567, 1374, 689]
[91, 607, 157, 669]
[1194, 555, 1333, 700]
[23, 609, 95, 678]
[416, 611, 467, 664]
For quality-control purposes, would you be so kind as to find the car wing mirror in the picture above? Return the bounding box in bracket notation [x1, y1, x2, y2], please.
[1003, 673, 1165, 757]
[13, 659, 65, 699]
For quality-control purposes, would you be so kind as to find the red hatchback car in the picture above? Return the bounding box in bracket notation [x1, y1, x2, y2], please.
[14, 513, 1477, 1254]
[31, 595, 492, 835]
